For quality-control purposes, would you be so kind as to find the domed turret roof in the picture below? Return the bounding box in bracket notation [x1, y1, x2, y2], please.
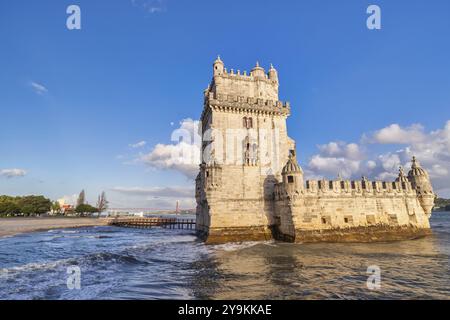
[282, 155, 303, 175]
[408, 156, 428, 178]
[251, 61, 264, 72]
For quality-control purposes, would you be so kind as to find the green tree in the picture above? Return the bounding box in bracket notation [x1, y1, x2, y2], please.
[17, 196, 51, 216]
[0, 195, 51, 217]
[75, 204, 98, 216]
[0, 201, 20, 217]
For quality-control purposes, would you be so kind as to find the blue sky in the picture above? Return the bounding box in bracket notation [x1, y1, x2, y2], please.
[1, 0, 450, 208]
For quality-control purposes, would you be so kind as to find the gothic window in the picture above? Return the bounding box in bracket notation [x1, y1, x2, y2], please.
[288, 176, 294, 183]
[243, 117, 253, 129]
[340, 181, 345, 189]
[351, 181, 356, 189]
[382, 182, 387, 189]
[329, 181, 333, 189]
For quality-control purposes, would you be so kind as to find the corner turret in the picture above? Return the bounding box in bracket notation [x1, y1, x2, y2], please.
[268, 64, 278, 83]
[408, 156, 435, 214]
[213, 55, 224, 76]
[281, 153, 304, 194]
[250, 61, 266, 79]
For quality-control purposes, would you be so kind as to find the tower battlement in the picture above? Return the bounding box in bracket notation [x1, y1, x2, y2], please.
[209, 56, 279, 101]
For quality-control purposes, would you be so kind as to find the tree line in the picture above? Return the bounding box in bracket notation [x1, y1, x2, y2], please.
[434, 198, 450, 212]
[0, 190, 108, 217]
[0, 195, 52, 216]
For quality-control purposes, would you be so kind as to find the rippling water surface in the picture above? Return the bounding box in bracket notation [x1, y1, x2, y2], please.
[0, 214, 449, 300]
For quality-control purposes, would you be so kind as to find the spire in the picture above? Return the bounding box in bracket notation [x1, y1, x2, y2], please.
[408, 156, 428, 178]
[396, 166, 409, 183]
[256, 61, 260, 67]
[411, 156, 419, 169]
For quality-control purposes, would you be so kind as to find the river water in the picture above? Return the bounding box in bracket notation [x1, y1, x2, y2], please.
[0, 214, 449, 300]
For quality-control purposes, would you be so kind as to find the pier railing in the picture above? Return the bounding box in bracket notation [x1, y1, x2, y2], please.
[107, 217, 196, 230]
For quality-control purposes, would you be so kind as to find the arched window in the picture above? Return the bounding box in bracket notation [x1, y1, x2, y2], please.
[243, 117, 253, 129]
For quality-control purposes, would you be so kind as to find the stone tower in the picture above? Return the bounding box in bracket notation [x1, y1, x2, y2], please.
[196, 58, 435, 244]
[196, 57, 294, 243]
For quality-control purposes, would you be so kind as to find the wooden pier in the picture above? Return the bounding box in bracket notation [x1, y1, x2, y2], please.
[107, 217, 196, 230]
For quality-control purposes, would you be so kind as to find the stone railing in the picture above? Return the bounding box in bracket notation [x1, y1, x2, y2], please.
[205, 92, 290, 115]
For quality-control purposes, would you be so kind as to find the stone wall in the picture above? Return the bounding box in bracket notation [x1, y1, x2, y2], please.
[274, 179, 432, 242]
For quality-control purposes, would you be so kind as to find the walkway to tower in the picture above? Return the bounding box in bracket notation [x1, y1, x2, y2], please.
[107, 217, 196, 230]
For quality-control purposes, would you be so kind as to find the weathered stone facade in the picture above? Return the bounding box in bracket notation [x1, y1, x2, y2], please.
[196, 57, 435, 244]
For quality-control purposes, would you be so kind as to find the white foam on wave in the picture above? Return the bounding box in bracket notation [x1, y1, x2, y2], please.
[0, 258, 72, 278]
[209, 240, 275, 252]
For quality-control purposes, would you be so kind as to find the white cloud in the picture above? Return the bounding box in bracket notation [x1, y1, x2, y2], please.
[367, 123, 426, 144]
[0, 169, 27, 178]
[308, 155, 361, 179]
[317, 141, 364, 160]
[131, 0, 166, 13]
[129, 141, 147, 149]
[305, 121, 450, 197]
[30, 81, 48, 95]
[138, 119, 201, 179]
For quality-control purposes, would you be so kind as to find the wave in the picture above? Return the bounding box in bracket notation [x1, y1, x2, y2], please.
[209, 240, 273, 252]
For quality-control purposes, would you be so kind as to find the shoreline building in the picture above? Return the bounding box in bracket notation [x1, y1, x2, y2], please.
[195, 57, 435, 244]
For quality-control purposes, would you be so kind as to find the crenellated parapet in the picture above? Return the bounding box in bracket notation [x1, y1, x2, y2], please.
[302, 179, 415, 196]
[213, 66, 278, 84]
